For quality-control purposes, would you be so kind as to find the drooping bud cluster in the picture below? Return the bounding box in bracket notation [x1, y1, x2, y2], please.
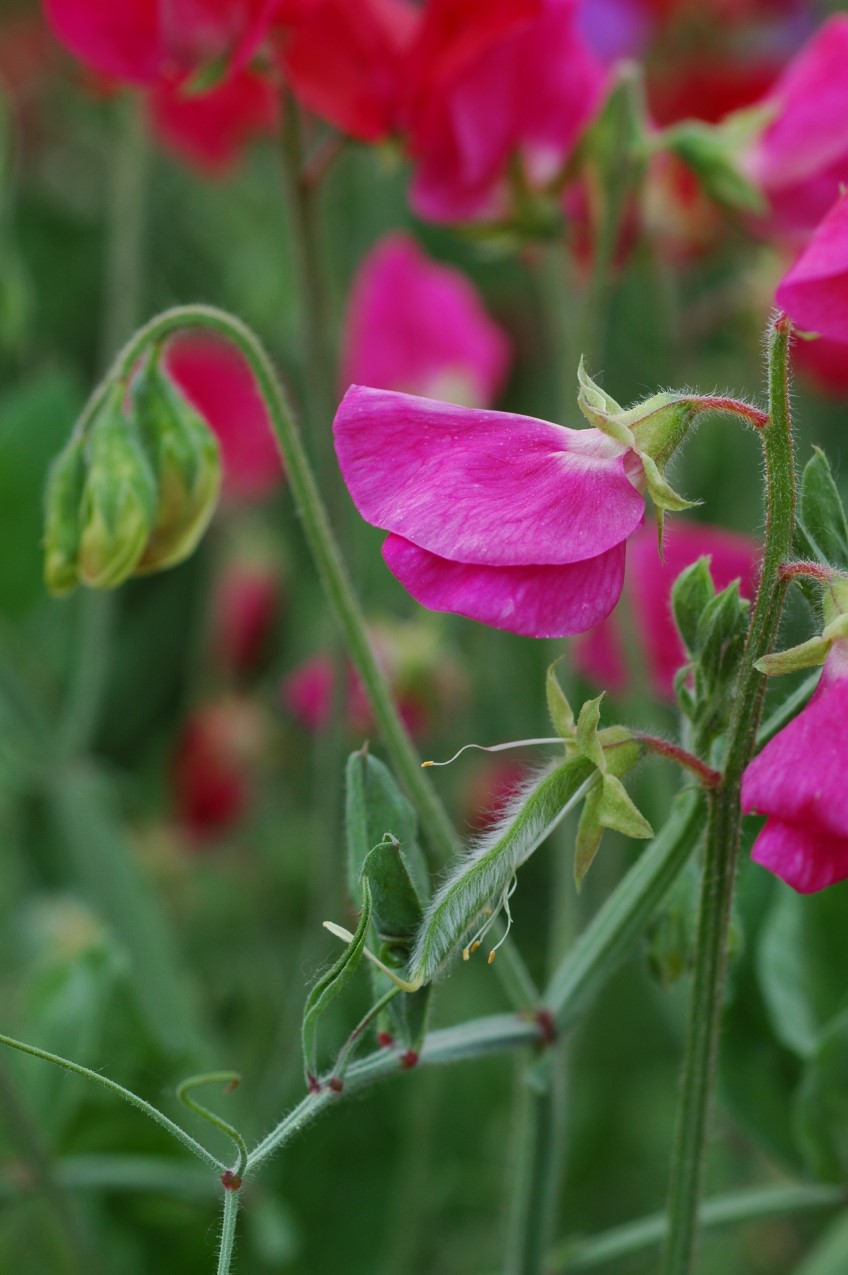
[43, 348, 222, 596]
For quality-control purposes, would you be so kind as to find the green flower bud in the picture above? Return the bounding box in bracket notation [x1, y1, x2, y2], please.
[77, 392, 157, 589]
[43, 435, 87, 596]
[132, 354, 221, 573]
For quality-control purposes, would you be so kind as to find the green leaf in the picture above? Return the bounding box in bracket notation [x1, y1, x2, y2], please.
[757, 884, 848, 1060]
[671, 558, 715, 657]
[796, 1008, 848, 1181]
[410, 758, 595, 984]
[792, 1212, 848, 1275]
[574, 786, 604, 890]
[575, 695, 606, 771]
[302, 878, 372, 1082]
[362, 834, 424, 943]
[345, 748, 428, 907]
[797, 447, 848, 571]
[546, 658, 575, 739]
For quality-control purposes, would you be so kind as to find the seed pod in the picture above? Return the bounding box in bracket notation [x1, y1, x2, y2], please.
[132, 353, 221, 573]
[77, 391, 157, 589]
[43, 435, 87, 596]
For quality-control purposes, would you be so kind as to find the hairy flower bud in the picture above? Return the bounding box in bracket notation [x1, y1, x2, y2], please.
[77, 393, 157, 589]
[43, 434, 87, 596]
[132, 353, 222, 573]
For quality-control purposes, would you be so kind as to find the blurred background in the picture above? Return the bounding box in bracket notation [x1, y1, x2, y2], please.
[2, 1, 848, 1271]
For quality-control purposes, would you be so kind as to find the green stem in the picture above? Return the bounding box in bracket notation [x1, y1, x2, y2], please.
[0, 1031, 223, 1172]
[248, 790, 704, 1174]
[660, 315, 796, 1275]
[216, 1188, 240, 1275]
[279, 98, 335, 446]
[78, 304, 459, 863]
[544, 788, 705, 1026]
[550, 1183, 844, 1272]
[504, 1061, 563, 1275]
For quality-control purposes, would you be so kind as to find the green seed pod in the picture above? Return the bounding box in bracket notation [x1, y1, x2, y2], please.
[132, 353, 221, 574]
[77, 391, 157, 589]
[43, 435, 87, 596]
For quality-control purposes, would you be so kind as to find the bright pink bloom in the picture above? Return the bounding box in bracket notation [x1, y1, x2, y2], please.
[149, 67, 279, 172]
[745, 16, 848, 237]
[333, 387, 646, 638]
[165, 335, 283, 503]
[742, 640, 848, 892]
[573, 521, 760, 698]
[406, 0, 605, 223]
[776, 193, 848, 342]
[275, 0, 417, 141]
[43, 0, 276, 86]
[341, 234, 510, 407]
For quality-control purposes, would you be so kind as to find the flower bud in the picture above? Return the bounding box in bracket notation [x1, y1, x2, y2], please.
[132, 353, 222, 573]
[77, 393, 157, 589]
[43, 435, 87, 596]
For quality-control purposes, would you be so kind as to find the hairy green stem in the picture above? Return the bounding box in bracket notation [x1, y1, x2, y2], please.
[660, 315, 796, 1275]
[551, 1183, 844, 1272]
[504, 1061, 563, 1275]
[216, 1188, 240, 1275]
[77, 304, 459, 863]
[0, 1031, 223, 1173]
[249, 790, 704, 1174]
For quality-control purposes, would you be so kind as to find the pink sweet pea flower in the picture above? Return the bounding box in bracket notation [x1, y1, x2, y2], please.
[406, 0, 605, 223]
[776, 192, 848, 343]
[742, 640, 848, 892]
[274, 0, 418, 142]
[149, 67, 279, 172]
[333, 387, 645, 638]
[744, 16, 848, 238]
[165, 335, 283, 503]
[573, 521, 760, 698]
[43, 0, 276, 86]
[341, 234, 511, 407]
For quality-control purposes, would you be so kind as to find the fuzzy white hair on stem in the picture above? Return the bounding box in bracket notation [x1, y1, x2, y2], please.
[409, 761, 597, 985]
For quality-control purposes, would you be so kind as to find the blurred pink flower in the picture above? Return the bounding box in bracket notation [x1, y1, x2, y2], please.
[43, 0, 276, 86]
[776, 192, 848, 343]
[745, 15, 848, 238]
[165, 334, 283, 503]
[334, 386, 646, 638]
[173, 698, 265, 842]
[573, 521, 760, 698]
[742, 639, 848, 892]
[149, 67, 280, 172]
[275, 0, 418, 142]
[341, 233, 511, 407]
[212, 560, 283, 677]
[792, 334, 848, 398]
[406, 0, 605, 223]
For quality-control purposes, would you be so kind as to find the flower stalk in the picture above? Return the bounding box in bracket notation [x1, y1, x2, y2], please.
[660, 313, 796, 1274]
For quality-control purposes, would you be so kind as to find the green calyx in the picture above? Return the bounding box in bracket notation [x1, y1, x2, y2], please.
[547, 662, 653, 889]
[756, 573, 848, 676]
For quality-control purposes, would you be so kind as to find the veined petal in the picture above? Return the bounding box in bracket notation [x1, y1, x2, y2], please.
[382, 534, 626, 638]
[335, 386, 643, 566]
[751, 819, 848, 894]
[741, 647, 848, 841]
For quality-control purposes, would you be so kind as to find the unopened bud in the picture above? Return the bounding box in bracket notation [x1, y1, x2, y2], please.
[43, 435, 86, 596]
[77, 393, 157, 589]
[132, 354, 221, 573]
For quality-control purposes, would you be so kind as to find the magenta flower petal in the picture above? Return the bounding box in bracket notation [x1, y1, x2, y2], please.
[741, 649, 848, 841]
[382, 534, 627, 638]
[334, 386, 643, 566]
[750, 819, 848, 894]
[776, 193, 848, 343]
[341, 233, 511, 407]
